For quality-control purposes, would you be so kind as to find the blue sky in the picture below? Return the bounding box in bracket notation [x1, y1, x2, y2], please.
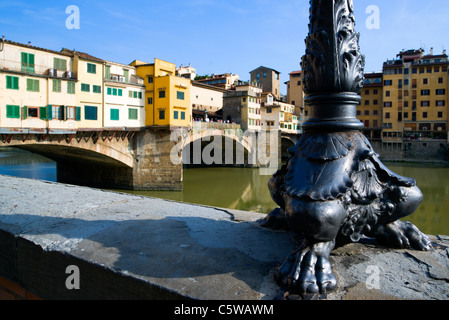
[1, 0, 448, 94]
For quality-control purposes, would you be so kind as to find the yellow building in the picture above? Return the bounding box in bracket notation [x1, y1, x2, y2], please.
[359, 72, 383, 140]
[382, 49, 448, 142]
[131, 58, 191, 128]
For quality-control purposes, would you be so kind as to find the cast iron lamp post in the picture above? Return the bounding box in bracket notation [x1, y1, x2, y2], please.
[261, 0, 432, 296]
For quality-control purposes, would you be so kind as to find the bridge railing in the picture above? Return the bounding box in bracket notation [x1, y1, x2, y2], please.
[192, 121, 241, 131]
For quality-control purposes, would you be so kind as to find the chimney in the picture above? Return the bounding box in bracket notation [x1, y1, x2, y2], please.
[430, 47, 434, 55]
[444, 49, 447, 55]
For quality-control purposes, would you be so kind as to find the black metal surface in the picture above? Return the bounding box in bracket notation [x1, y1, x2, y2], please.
[261, 0, 432, 296]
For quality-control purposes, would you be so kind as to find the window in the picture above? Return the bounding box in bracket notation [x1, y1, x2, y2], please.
[177, 91, 185, 100]
[21, 52, 35, 73]
[384, 80, 392, 86]
[6, 105, 20, 118]
[438, 77, 444, 84]
[51, 105, 63, 120]
[436, 100, 445, 106]
[385, 112, 391, 119]
[438, 112, 443, 118]
[436, 89, 446, 95]
[159, 90, 166, 98]
[423, 112, 428, 119]
[110, 109, 119, 121]
[84, 106, 98, 120]
[421, 89, 430, 96]
[384, 102, 392, 107]
[128, 108, 138, 120]
[53, 58, 67, 71]
[27, 107, 39, 118]
[423, 78, 428, 85]
[26, 79, 39, 92]
[66, 106, 79, 120]
[67, 82, 75, 94]
[385, 91, 390, 97]
[52, 79, 61, 93]
[181, 111, 185, 120]
[421, 101, 430, 107]
[105, 66, 111, 79]
[159, 110, 165, 120]
[87, 63, 96, 74]
[412, 68, 417, 74]
[404, 112, 408, 119]
[148, 77, 153, 84]
[174, 111, 179, 119]
[6, 76, 19, 90]
[81, 83, 90, 92]
[148, 97, 153, 105]
[93, 85, 101, 94]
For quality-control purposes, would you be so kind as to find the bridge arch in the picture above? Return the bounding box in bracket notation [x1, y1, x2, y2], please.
[173, 128, 257, 167]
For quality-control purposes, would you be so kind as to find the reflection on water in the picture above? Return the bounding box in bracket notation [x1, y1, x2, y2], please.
[0, 148, 56, 182]
[0, 148, 448, 235]
[384, 162, 449, 236]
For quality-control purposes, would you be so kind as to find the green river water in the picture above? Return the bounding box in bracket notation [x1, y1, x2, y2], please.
[1, 148, 448, 235]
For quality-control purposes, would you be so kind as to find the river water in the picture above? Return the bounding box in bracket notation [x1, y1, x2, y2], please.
[0, 148, 448, 235]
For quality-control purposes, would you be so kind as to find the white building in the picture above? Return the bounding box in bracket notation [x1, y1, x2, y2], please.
[176, 64, 197, 80]
[104, 60, 145, 128]
[191, 81, 225, 113]
[0, 38, 78, 132]
[261, 93, 302, 134]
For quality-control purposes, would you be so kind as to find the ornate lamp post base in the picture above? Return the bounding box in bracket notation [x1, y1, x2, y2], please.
[261, 0, 432, 296]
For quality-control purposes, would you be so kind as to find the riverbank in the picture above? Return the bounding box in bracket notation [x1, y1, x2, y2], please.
[0, 174, 448, 300]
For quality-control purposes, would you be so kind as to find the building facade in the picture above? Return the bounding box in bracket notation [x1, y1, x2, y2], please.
[223, 82, 262, 131]
[0, 39, 79, 132]
[194, 73, 239, 90]
[382, 49, 449, 147]
[250, 66, 281, 100]
[132, 58, 191, 128]
[261, 93, 302, 135]
[359, 72, 383, 140]
[103, 60, 145, 128]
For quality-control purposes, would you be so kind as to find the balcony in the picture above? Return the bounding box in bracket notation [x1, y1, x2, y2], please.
[104, 73, 144, 86]
[0, 59, 76, 80]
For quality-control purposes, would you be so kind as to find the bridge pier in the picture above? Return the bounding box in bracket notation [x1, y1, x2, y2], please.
[0, 128, 183, 191]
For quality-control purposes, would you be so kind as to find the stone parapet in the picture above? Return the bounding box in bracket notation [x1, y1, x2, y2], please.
[0, 175, 447, 300]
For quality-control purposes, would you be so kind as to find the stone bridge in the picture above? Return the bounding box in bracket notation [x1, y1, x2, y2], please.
[0, 124, 288, 190]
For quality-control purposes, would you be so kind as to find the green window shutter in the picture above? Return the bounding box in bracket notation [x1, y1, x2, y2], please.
[13, 76, 19, 89]
[85, 106, 98, 120]
[107, 87, 112, 95]
[53, 79, 61, 92]
[87, 63, 96, 74]
[27, 79, 39, 92]
[6, 76, 12, 89]
[67, 82, 75, 94]
[105, 66, 111, 79]
[40, 106, 48, 120]
[118, 89, 122, 96]
[59, 106, 65, 120]
[6, 105, 20, 118]
[181, 111, 185, 120]
[129, 91, 133, 98]
[128, 108, 138, 120]
[22, 106, 28, 119]
[93, 85, 101, 93]
[133, 91, 138, 98]
[75, 107, 81, 121]
[112, 88, 117, 96]
[177, 91, 185, 100]
[47, 105, 53, 120]
[110, 109, 119, 121]
[174, 111, 178, 119]
[139, 92, 142, 99]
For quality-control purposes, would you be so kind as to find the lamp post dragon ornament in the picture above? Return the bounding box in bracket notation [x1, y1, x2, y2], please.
[261, 0, 432, 296]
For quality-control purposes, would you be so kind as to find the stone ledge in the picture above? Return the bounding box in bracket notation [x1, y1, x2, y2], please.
[0, 174, 448, 300]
